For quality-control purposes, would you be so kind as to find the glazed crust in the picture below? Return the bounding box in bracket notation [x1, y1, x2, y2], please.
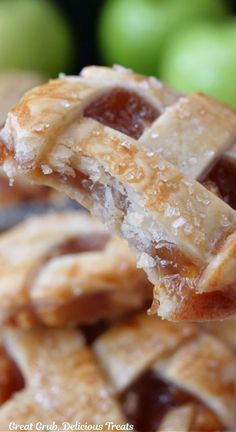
[0, 313, 235, 430]
[1, 66, 236, 320]
[0, 327, 124, 426]
[0, 211, 151, 327]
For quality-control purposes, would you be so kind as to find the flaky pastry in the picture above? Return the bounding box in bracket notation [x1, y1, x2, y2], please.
[0, 211, 151, 327]
[1, 66, 236, 320]
[0, 314, 235, 430]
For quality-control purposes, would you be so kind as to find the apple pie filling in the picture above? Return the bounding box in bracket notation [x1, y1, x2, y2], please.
[0, 347, 24, 405]
[121, 370, 183, 432]
[121, 370, 203, 432]
[202, 156, 236, 210]
[48, 232, 110, 257]
[84, 87, 160, 139]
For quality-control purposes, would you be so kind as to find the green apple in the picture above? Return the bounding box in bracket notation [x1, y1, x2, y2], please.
[0, 0, 74, 76]
[160, 21, 236, 108]
[98, 0, 227, 76]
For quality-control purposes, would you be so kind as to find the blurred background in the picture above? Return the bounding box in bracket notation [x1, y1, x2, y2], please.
[0, 0, 235, 106]
[0, 0, 236, 228]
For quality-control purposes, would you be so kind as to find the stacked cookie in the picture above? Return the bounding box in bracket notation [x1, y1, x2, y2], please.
[0, 66, 236, 431]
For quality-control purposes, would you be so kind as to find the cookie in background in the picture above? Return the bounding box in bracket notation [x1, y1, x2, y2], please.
[0, 312, 235, 430]
[0, 211, 152, 327]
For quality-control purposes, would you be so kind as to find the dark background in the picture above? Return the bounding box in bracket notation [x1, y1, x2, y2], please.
[54, 0, 106, 73]
[54, 0, 236, 74]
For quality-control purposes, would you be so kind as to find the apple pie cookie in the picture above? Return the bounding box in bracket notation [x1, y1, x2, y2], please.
[0, 211, 151, 327]
[1, 66, 236, 320]
[0, 314, 235, 430]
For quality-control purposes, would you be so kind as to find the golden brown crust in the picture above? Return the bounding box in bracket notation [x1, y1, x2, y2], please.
[0, 327, 124, 426]
[0, 313, 235, 430]
[1, 66, 236, 320]
[0, 211, 151, 327]
[94, 313, 236, 430]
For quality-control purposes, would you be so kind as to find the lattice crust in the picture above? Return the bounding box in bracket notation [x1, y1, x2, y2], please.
[1, 66, 236, 320]
[0, 327, 124, 426]
[0, 211, 151, 327]
[0, 314, 235, 431]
